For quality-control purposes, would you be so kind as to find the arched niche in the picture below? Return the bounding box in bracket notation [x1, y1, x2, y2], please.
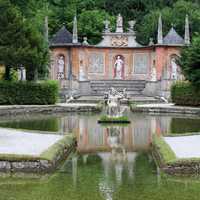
[113, 55, 125, 79]
[56, 54, 66, 80]
[169, 54, 183, 80]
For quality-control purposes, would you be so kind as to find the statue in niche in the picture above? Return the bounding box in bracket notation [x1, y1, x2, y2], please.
[57, 55, 65, 79]
[151, 67, 157, 82]
[151, 60, 157, 81]
[79, 60, 86, 81]
[114, 56, 124, 79]
[171, 57, 179, 80]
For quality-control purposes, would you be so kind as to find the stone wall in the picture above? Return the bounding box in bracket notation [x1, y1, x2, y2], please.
[0, 140, 76, 173]
[0, 104, 102, 117]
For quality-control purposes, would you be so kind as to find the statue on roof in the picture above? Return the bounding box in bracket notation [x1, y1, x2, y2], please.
[116, 14, 123, 33]
[128, 20, 136, 33]
[103, 19, 110, 32]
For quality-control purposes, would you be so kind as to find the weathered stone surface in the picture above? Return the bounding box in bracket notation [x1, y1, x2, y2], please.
[40, 160, 52, 169]
[12, 161, 40, 172]
[0, 161, 11, 172]
[0, 104, 101, 117]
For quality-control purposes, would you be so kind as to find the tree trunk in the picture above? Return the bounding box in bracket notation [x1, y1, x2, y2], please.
[26, 67, 38, 81]
[4, 67, 11, 80]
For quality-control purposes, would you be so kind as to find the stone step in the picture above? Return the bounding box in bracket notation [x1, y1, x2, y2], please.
[90, 80, 146, 84]
[90, 80, 146, 96]
[91, 90, 141, 95]
[70, 95, 161, 104]
[91, 84, 145, 88]
[91, 87, 142, 91]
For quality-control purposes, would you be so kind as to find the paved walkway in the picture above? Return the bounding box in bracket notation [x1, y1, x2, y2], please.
[164, 135, 200, 158]
[0, 128, 63, 156]
[133, 103, 200, 115]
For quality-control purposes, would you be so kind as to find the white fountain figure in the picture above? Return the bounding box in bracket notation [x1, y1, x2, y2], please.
[106, 87, 127, 118]
[114, 56, 124, 79]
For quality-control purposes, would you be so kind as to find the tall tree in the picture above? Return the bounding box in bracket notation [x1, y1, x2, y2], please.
[178, 34, 200, 87]
[0, 0, 48, 80]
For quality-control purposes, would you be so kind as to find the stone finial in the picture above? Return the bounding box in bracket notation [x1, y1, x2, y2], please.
[44, 16, 49, 43]
[82, 37, 89, 45]
[103, 19, 110, 33]
[116, 14, 123, 33]
[72, 15, 78, 43]
[149, 38, 154, 46]
[128, 20, 136, 33]
[157, 14, 163, 44]
[184, 14, 190, 45]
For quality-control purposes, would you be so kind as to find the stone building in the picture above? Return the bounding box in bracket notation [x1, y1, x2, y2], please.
[49, 14, 190, 99]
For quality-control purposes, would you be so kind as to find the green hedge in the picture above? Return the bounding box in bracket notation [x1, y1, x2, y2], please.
[171, 81, 200, 106]
[0, 80, 59, 105]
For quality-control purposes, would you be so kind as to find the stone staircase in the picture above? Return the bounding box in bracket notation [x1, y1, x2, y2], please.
[90, 80, 146, 96]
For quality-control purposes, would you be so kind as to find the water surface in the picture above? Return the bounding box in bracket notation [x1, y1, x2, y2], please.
[0, 112, 200, 200]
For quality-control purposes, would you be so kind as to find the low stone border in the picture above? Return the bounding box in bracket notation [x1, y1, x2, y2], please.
[131, 104, 200, 115]
[152, 135, 200, 175]
[0, 135, 76, 173]
[0, 103, 102, 117]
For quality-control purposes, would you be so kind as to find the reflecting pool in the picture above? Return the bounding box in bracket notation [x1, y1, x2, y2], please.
[0, 112, 200, 200]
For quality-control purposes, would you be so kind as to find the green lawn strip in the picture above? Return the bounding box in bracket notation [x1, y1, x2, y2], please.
[152, 135, 177, 164]
[166, 132, 200, 137]
[99, 115, 129, 122]
[40, 135, 75, 162]
[0, 154, 40, 162]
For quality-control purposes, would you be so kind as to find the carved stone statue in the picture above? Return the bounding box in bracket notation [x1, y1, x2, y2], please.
[18, 67, 26, 81]
[103, 19, 110, 32]
[128, 20, 136, 33]
[114, 56, 124, 79]
[57, 55, 65, 79]
[151, 67, 157, 81]
[79, 60, 86, 81]
[106, 87, 127, 117]
[171, 58, 178, 80]
[116, 14, 123, 33]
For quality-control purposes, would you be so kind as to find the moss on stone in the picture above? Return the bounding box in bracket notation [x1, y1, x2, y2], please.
[0, 135, 75, 163]
[152, 135, 176, 164]
[40, 135, 75, 162]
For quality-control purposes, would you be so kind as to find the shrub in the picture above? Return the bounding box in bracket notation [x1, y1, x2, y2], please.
[0, 80, 59, 105]
[171, 81, 200, 106]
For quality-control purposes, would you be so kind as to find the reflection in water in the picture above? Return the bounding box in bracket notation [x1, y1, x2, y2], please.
[0, 113, 200, 153]
[72, 156, 78, 187]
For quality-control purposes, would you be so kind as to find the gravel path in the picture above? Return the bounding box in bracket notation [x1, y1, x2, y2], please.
[164, 135, 200, 158]
[0, 128, 63, 156]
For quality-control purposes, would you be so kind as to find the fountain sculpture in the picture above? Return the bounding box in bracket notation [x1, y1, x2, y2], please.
[98, 88, 130, 123]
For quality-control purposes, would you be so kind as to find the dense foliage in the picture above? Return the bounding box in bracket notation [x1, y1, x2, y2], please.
[178, 34, 200, 87]
[0, 0, 49, 81]
[0, 80, 58, 105]
[171, 81, 200, 106]
[8, 0, 200, 44]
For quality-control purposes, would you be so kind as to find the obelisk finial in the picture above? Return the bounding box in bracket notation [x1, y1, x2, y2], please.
[157, 14, 163, 44]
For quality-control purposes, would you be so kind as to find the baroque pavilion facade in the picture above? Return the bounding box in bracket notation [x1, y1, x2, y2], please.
[49, 14, 190, 99]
